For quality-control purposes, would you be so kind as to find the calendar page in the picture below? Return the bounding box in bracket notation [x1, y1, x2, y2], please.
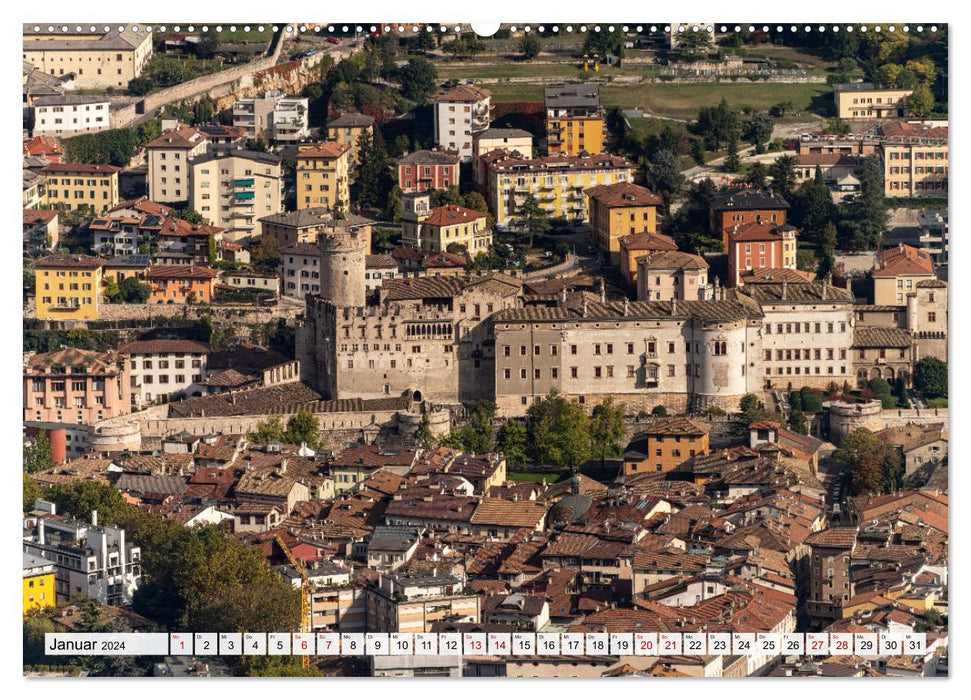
[20, 9, 949, 683]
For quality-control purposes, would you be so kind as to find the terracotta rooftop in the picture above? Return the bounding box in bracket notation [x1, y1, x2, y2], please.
[586, 182, 663, 208]
[118, 340, 210, 355]
[433, 84, 491, 102]
[296, 141, 350, 160]
[34, 253, 102, 270]
[873, 244, 935, 278]
[618, 231, 678, 252]
[471, 499, 548, 528]
[637, 250, 708, 271]
[146, 265, 219, 280]
[852, 327, 913, 348]
[423, 204, 488, 227]
[41, 162, 121, 175]
[805, 527, 859, 549]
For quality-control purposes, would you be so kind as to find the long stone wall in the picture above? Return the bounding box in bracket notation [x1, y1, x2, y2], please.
[93, 303, 302, 325]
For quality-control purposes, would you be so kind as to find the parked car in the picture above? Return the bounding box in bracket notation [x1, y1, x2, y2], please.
[325, 37, 340, 45]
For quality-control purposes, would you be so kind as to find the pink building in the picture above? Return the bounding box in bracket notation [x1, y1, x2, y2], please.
[397, 150, 460, 194]
[24, 348, 132, 425]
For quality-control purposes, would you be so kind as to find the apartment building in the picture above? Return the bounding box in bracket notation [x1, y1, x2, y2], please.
[742, 282, 855, 391]
[880, 121, 948, 198]
[397, 149, 460, 194]
[326, 112, 375, 167]
[401, 194, 492, 254]
[295, 142, 350, 212]
[833, 83, 911, 119]
[486, 151, 634, 227]
[117, 339, 209, 408]
[42, 162, 120, 213]
[23, 209, 59, 255]
[23, 347, 131, 425]
[433, 84, 492, 161]
[726, 221, 799, 287]
[232, 91, 310, 143]
[473, 128, 532, 192]
[917, 210, 947, 264]
[33, 253, 103, 321]
[545, 83, 606, 156]
[366, 570, 479, 633]
[805, 528, 858, 629]
[23, 554, 57, 613]
[145, 265, 219, 304]
[189, 149, 284, 242]
[23, 504, 141, 606]
[622, 418, 711, 476]
[708, 188, 790, 250]
[586, 181, 663, 264]
[23, 168, 46, 210]
[22, 24, 153, 90]
[145, 124, 208, 204]
[32, 95, 110, 137]
[619, 232, 680, 287]
[280, 243, 323, 302]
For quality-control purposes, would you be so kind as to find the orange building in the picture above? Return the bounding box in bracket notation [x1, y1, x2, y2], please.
[708, 188, 790, 250]
[622, 418, 710, 476]
[618, 231, 678, 287]
[726, 222, 800, 287]
[23, 347, 131, 425]
[585, 182, 663, 265]
[146, 265, 219, 304]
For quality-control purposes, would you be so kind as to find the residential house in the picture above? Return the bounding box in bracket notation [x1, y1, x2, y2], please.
[880, 121, 948, 198]
[401, 195, 491, 254]
[708, 188, 790, 250]
[875, 423, 947, 477]
[726, 222, 799, 287]
[618, 231, 678, 287]
[23, 209, 59, 254]
[117, 339, 209, 408]
[636, 251, 710, 302]
[295, 142, 350, 212]
[545, 83, 606, 157]
[586, 182, 663, 264]
[32, 94, 110, 138]
[23, 554, 56, 613]
[22, 25, 154, 90]
[326, 112, 375, 167]
[397, 149, 460, 194]
[33, 253, 102, 321]
[24, 347, 131, 424]
[145, 265, 219, 304]
[432, 84, 492, 161]
[622, 419, 711, 476]
[42, 162, 120, 212]
[872, 244, 936, 306]
[833, 83, 912, 119]
[473, 127, 532, 192]
[145, 124, 208, 204]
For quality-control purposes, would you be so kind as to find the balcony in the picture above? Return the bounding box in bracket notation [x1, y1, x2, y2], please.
[233, 178, 255, 188]
[50, 301, 83, 311]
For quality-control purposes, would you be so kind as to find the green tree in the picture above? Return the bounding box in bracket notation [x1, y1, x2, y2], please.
[192, 95, 215, 124]
[833, 428, 902, 496]
[745, 112, 774, 153]
[23, 473, 41, 513]
[877, 63, 903, 88]
[768, 155, 797, 200]
[788, 409, 808, 435]
[284, 411, 321, 447]
[694, 99, 741, 151]
[520, 34, 541, 60]
[251, 234, 280, 272]
[908, 83, 934, 117]
[723, 138, 741, 173]
[398, 57, 438, 103]
[385, 185, 403, 222]
[644, 149, 685, 211]
[818, 221, 838, 276]
[109, 276, 152, 304]
[24, 429, 55, 474]
[526, 391, 591, 469]
[745, 161, 768, 190]
[590, 397, 627, 470]
[842, 155, 888, 249]
[453, 400, 497, 454]
[44, 480, 134, 524]
[249, 416, 286, 444]
[800, 387, 824, 413]
[356, 129, 393, 211]
[414, 412, 435, 448]
[496, 420, 528, 468]
[194, 33, 220, 59]
[913, 357, 947, 398]
[514, 194, 551, 248]
[651, 405, 668, 416]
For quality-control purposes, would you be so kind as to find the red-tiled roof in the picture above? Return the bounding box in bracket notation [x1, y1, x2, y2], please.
[586, 181, 663, 207]
[42, 162, 120, 175]
[433, 84, 491, 102]
[873, 244, 935, 278]
[423, 204, 488, 227]
[146, 265, 219, 280]
[296, 141, 350, 159]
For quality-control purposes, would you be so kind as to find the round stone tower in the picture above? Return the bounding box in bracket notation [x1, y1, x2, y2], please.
[828, 399, 885, 444]
[88, 422, 142, 454]
[317, 230, 366, 308]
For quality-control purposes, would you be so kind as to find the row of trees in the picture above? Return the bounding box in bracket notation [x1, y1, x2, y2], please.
[64, 121, 162, 167]
[431, 393, 627, 471]
[249, 410, 323, 449]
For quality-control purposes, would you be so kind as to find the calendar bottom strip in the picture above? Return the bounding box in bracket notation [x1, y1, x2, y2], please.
[45, 632, 927, 658]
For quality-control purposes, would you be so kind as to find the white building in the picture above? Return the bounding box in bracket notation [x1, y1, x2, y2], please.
[218, 270, 280, 294]
[233, 91, 310, 144]
[32, 95, 110, 137]
[23, 502, 141, 606]
[432, 84, 492, 161]
[117, 339, 209, 408]
[280, 243, 321, 301]
[145, 123, 208, 204]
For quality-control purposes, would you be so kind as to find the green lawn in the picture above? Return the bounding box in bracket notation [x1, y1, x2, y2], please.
[486, 81, 830, 119]
[508, 471, 564, 484]
[437, 62, 659, 81]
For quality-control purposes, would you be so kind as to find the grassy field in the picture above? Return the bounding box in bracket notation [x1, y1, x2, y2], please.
[486, 81, 830, 120]
[437, 62, 659, 81]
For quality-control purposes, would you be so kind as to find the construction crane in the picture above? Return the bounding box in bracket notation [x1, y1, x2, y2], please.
[275, 534, 311, 668]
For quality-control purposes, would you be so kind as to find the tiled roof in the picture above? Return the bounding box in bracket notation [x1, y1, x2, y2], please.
[433, 84, 491, 102]
[642, 418, 711, 437]
[805, 527, 859, 549]
[296, 141, 350, 159]
[477, 128, 532, 140]
[167, 382, 320, 418]
[115, 474, 188, 496]
[793, 153, 862, 167]
[145, 125, 205, 149]
[423, 204, 488, 227]
[147, 265, 219, 280]
[34, 253, 102, 269]
[41, 161, 121, 175]
[875, 423, 946, 453]
[873, 244, 935, 278]
[381, 273, 520, 301]
[118, 340, 210, 355]
[741, 267, 816, 284]
[327, 112, 376, 128]
[365, 254, 397, 269]
[852, 327, 912, 348]
[471, 499, 548, 528]
[586, 182, 663, 208]
[25, 347, 119, 374]
[618, 231, 678, 252]
[492, 298, 761, 323]
[708, 188, 790, 211]
[728, 220, 798, 243]
[488, 152, 633, 173]
[879, 120, 948, 142]
[398, 149, 460, 165]
[735, 282, 853, 303]
[636, 251, 708, 271]
[331, 444, 419, 469]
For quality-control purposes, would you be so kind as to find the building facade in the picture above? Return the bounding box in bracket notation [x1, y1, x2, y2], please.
[326, 112, 375, 167]
[146, 124, 208, 205]
[586, 182, 662, 265]
[34, 253, 102, 321]
[189, 149, 283, 242]
[32, 95, 110, 137]
[726, 222, 799, 287]
[295, 142, 350, 212]
[486, 152, 634, 227]
[145, 265, 219, 304]
[42, 162, 120, 213]
[833, 84, 911, 119]
[397, 150, 460, 194]
[872, 244, 936, 306]
[22, 25, 153, 90]
[708, 189, 790, 251]
[401, 195, 492, 254]
[636, 252, 710, 302]
[545, 83, 607, 157]
[24, 348, 131, 424]
[232, 91, 310, 143]
[432, 84, 492, 161]
[881, 122, 948, 198]
[473, 128, 533, 192]
[117, 339, 209, 408]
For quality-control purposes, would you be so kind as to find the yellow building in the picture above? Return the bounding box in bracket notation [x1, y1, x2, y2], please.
[833, 83, 912, 119]
[22, 25, 154, 90]
[34, 253, 103, 321]
[586, 182, 663, 265]
[23, 554, 56, 613]
[296, 142, 351, 212]
[326, 112, 375, 168]
[545, 83, 606, 156]
[401, 196, 492, 254]
[618, 231, 679, 287]
[881, 121, 948, 198]
[872, 244, 936, 306]
[23, 170, 46, 210]
[42, 162, 120, 213]
[486, 153, 634, 227]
